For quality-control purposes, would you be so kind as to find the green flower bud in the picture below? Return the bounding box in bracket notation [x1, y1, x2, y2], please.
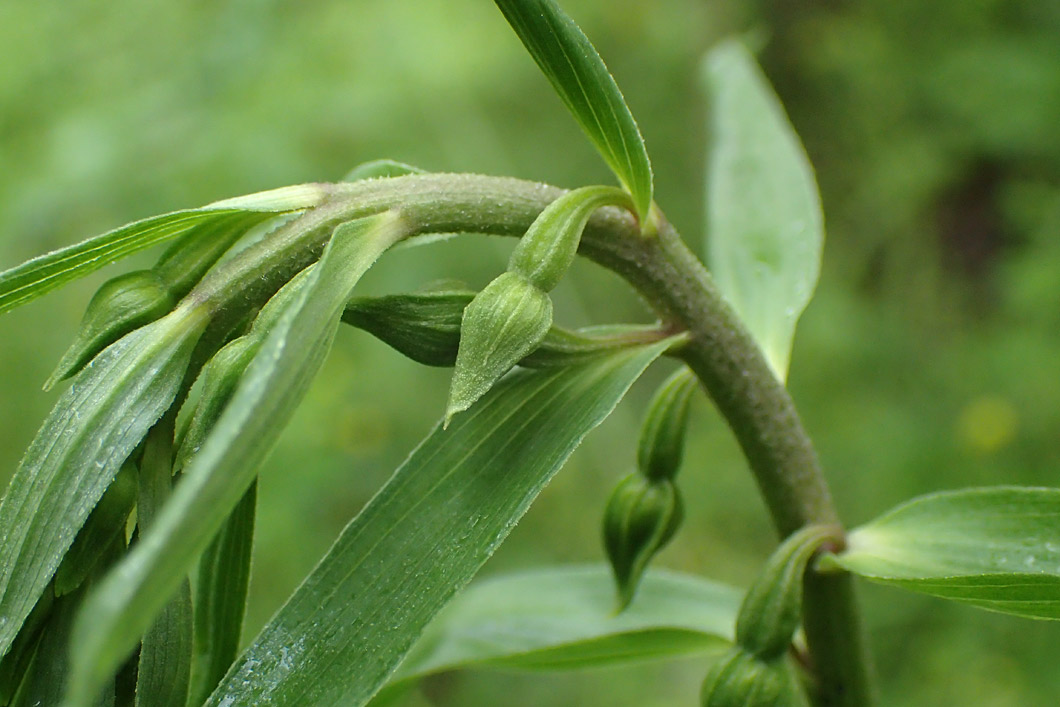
[47, 217, 248, 388]
[508, 185, 633, 292]
[637, 367, 696, 483]
[603, 472, 684, 610]
[342, 158, 426, 182]
[175, 268, 314, 470]
[342, 287, 669, 370]
[47, 270, 175, 389]
[53, 460, 137, 596]
[343, 290, 473, 367]
[736, 525, 842, 660]
[174, 337, 259, 473]
[445, 272, 552, 425]
[701, 647, 809, 707]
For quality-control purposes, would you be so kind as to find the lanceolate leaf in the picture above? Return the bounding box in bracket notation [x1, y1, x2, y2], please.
[703, 40, 824, 382]
[205, 339, 675, 707]
[374, 565, 738, 699]
[0, 184, 326, 316]
[822, 487, 1060, 619]
[0, 304, 208, 660]
[494, 0, 653, 221]
[62, 212, 408, 707]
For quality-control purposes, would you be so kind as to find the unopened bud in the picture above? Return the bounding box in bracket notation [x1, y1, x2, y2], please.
[637, 367, 696, 482]
[508, 186, 632, 292]
[445, 272, 552, 425]
[701, 647, 809, 707]
[48, 217, 248, 388]
[603, 473, 683, 610]
[175, 268, 314, 470]
[736, 525, 842, 660]
[47, 270, 175, 389]
[343, 290, 473, 367]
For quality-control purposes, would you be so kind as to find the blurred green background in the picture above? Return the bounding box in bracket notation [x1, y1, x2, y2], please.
[2, 0, 1059, 704]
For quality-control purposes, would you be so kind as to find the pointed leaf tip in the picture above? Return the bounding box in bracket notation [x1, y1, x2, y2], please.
[494, 0, 653, 221]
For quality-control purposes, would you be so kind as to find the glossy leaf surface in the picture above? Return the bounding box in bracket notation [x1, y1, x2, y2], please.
[703, 40, 824, 382]
[823, 487, 1060, 619]
[206, 340, 674, 707]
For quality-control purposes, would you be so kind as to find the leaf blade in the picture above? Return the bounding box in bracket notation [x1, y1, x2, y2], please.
[824, 487, 1060, 619]
[494, 0, 653, 220]
[0, 305, 208, 659]
[205, 340, 674, 707]
[380, 565, 737, 693]
[0, 184, 325, 316]
[703, 40, 824, 382]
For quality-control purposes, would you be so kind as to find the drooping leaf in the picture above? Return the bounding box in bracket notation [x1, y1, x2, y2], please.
[822, 487, 1060, 619]
[61, 212, 408, 707]
[703, 40, 824, 382]
[0, 184, 326, 316]
[186, 483, 257, 707]
[0, 304, 208, 660]
[494, 0, 653, 221]
[205, 339, 675, 707]
[373, 565, 738, 701]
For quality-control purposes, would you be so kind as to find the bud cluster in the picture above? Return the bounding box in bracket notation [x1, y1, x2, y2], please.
[701, 524, 841, 706]
[603, 367, 696, 609]
[445, 186, 635, 424]
[47, 216, 249, 388]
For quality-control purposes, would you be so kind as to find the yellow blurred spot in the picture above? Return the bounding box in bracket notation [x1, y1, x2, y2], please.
[955, 395, 1019, 454]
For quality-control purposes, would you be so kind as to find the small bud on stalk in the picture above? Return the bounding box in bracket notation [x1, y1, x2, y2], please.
[603, 472, 684, 610]
[700, 647, 809, 707]
[445, 272, 552, 426]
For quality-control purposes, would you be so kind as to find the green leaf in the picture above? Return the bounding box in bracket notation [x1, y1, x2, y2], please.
[61, 212, 407, 707]
[205, 339, 675, 707]
[494, 0, 653, 222]
[0, 184, 325, 316]
[134, 417, 192, 707]
[0, 304, 208, 660]
[703, 40, 824, 382]
[822, 487, 1060, 619]
[376, 565, 737, 699]
[187, 483, 257, 707]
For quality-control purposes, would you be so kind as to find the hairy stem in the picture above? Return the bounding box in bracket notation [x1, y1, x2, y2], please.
[187, 172, 875, 705]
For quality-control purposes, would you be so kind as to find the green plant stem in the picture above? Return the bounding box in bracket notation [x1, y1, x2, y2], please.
[183, 173, 874, 705]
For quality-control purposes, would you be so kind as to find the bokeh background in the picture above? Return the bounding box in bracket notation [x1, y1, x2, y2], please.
[2, 0, 1059, 704]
